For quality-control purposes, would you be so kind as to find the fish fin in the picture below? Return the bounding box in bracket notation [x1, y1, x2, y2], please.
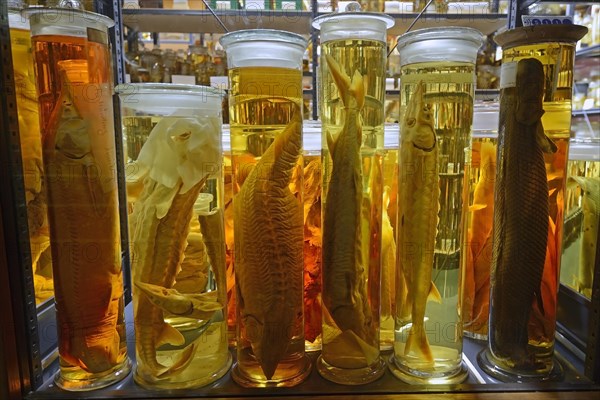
[326, 130, 337, 157]
[156, 343, 196, 378]
[535, 123, 557, 154]
[428, 282, 442, 304]
[157, 322, 185, 347]
[405, 326, 434, 363]
[350, 69, 365, 110]
[325, 54, 351, 107]
[469, 204, 487, 212]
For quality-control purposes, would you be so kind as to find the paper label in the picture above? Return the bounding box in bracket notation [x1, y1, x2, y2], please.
[172, 75, 196, 85]
[522, 16, 574, 26]
[500, 62, 517, 89]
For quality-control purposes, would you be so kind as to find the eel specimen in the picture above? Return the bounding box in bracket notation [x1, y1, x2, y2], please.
[322, 55, 375, 347]
[44, 83, 123, 373]
[490, 58, 557, 369]
[233, 106, 304, 380]
[396, 81, 441, 364]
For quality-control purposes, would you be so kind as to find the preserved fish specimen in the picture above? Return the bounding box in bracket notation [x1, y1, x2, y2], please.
[233, 110, 304, 380]
[29, 6, 131, 389]
[221, 29, 310, 387]
[396, 81, 440, 364]
[391, 27, 482, 385]
[321, 56, 377, 362]
[479, 25, 588, 381]
[9, 7, 53, 305]
[488, 59, 556, 370]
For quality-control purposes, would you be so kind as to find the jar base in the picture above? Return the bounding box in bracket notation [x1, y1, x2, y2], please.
[133, 353, 232, 389]
[388, 354, 468, 385]
[477, 348, 564, 383]
[54, 357, 131, 391]
[231, 354, 312, 388]
[317, 355, 386, 385]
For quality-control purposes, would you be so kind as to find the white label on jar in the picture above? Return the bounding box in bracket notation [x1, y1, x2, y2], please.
[172, 75, 196, 85]
[500, 62, 517, 89]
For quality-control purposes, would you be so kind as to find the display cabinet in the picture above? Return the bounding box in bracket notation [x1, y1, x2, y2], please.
[1, 0, 599, 399]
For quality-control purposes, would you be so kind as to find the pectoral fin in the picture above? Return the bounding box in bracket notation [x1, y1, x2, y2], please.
[428, 282, 442, 304]
[157, 322, 185, 347]
[535, 123, 557, 154]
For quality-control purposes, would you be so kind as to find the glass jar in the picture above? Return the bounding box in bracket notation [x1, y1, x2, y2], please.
[461, 101, 499, 340]
[9, 1, 53, 306]
[116, 83, 230, 389]
[478, 25, 588, 382]
[25, 5, 131, 391]
[390, 27, 483, 385]
[312, 10, 394, 385]
[220, 29, 311, 388]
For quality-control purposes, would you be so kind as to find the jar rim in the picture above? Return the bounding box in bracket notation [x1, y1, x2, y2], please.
[312, 11, 395, 30]
[23, 6, 115, 28]
[115, 83, 225, 99]
[494, 24, 588, 48]
[396, 27, 484, 50]
[219, 29, 308, 50]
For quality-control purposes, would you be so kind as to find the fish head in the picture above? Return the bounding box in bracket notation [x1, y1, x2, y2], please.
[516, 58, 545, 124]
[404, 82, 436, 152]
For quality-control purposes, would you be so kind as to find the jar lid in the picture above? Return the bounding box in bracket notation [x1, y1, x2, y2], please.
[312, 12, 394, 43]
[396, 27, 484, 65]
[219, 29, 307, 69]
[24, 6, 115, 36]
[495, 25, 589, 48]
[116, 83, 225, 99]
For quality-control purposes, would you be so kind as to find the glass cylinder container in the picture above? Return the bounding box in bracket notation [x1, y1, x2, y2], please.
[116, 83, 231, 389]
[461, 101, 499, 340]
[390, 27, 483, 385]
[219, 29, 311, 388]
[9, 1, 54, 306]
[478, 24, 588, 382]
[559, 139, 599, 300]
[302, 122, 323, 353]
[25, 6, 131, 391]
[312, 11, 394, 385]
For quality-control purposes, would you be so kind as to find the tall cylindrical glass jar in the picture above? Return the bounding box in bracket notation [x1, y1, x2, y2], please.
[478, 25, 588, 382]
[25, 6, 131, 390]
[390, 27, 483, 385]
[9, 1, 54, 306]
[219, 29, 311, 388]
[116, 83, 231, 389]
[312, 11, 394, 385]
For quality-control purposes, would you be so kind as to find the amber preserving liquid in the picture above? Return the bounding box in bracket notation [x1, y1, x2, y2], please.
[10, 24, 53, 305]
[32, 34, 129, 389]
[393, 62, 475, 378]
[461, 136, 497, 339]
[319, 39, 385, 382]
[484, 42, 577, 377]
[229, 66, 309, 386]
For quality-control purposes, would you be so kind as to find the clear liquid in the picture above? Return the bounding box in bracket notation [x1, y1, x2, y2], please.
[123, 114, 229, 388]
[228, 66, 308, 385]
[32, 34, 129, 389]
[394, 61, 476, 377]
[319, 39, 386, 374]
[560, 157, 599, 300]
[10, 26, 53, 306]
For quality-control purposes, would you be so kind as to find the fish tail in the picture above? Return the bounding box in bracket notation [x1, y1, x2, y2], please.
[405, 325, 434, 363]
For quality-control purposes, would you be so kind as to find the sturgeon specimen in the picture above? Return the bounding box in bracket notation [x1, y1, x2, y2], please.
[131, 176, 209, 379]
[396, 81, 441, 364]
[490, 58, 557, 369]
[322, 55, 375, 347]
[44, 86, 123, 373]
[234, 107, 304, 380]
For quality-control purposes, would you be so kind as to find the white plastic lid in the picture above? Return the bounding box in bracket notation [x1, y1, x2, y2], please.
[116, 83, 224, 116]
[194, 193, 214, 215]
[472, 101, 499, 134]
[219, 29, 308, 69]
[396, 27, 484, 66]
[24, 7, 114, 38]
[312, 12, 394, 43]
[8, 1, 29, 31]
[569, 139, 600, 161]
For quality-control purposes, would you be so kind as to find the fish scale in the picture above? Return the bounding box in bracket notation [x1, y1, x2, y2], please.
[490, 58, 553, 368]
[234, 110, 304, 380]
